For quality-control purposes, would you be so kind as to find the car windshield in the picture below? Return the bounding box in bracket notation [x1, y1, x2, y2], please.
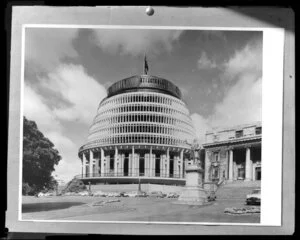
[252, 190, 261, 194]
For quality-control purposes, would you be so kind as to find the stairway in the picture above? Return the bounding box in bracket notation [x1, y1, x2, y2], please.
[215, 181, 261, 200]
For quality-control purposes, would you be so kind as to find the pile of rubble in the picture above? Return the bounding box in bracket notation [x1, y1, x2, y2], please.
[224, 206, 260, 215]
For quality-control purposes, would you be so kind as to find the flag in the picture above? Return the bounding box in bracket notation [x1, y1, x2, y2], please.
[144, 54, 149, 75]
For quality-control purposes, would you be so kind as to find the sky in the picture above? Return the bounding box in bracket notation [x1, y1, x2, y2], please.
[23, 27, 262, 183]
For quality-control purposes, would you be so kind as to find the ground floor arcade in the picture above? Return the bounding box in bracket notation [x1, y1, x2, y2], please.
[78, 145, 191, 182]
[203, 141, 261, 182]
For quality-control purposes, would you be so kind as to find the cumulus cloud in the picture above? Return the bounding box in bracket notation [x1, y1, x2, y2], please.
[92, 29, 183, 56]
[24, 83, 78, 182]
[197, 52, 217, 69]
[24, 83, 62, 134]
[24, 64, 107, 182]
[211, 75, 262, 128]
[25, 28, 78, 71]
[223, 39, 262, 81]
[39, 64, 107, 124]
[192, 38, 262, 142]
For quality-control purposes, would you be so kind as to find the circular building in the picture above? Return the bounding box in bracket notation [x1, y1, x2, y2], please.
[77, 74, 196, 185]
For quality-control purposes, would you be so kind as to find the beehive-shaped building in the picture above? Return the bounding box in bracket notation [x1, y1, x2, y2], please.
[77, 73, 196, 185]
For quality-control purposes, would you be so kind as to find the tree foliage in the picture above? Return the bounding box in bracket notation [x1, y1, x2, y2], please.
[22, 117, 61, 195]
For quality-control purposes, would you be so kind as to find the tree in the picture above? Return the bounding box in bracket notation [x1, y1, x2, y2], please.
[22, 117, 61, 195]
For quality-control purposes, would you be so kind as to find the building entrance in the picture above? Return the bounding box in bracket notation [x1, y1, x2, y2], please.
[124, 153, 129, 176]
[255, 167, 261, 180]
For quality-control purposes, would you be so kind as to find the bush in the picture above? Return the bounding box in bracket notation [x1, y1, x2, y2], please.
[61, 179, 87, 194]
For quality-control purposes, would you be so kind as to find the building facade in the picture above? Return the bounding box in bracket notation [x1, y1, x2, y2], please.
[202, 122, 262, 182]
[77, 74, 196, 185]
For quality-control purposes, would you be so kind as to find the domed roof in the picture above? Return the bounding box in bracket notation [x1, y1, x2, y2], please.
[107, 75, 182, 100]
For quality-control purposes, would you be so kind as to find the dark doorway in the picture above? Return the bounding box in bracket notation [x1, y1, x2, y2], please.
[139, 156, 145, 176]
[124, 153, 129, 176]
[255, 167, 261, 180]
[238, 167, 245, 179]
[155, 157, 160, 177]
[169, 156, 174, 177]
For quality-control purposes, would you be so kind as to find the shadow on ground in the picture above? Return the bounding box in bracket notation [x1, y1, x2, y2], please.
[22, 202, 86, 213]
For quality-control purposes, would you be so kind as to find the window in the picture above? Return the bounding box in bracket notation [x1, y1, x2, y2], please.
[235, 130, 243, 138]
[255, 127, 262, 135]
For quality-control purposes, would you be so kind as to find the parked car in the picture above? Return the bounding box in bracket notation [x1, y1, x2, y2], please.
[246, 188, 261, 205]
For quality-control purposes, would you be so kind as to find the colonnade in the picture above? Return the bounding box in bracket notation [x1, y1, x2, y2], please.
[81, 147, 186, 179]
[205, 145, 258, 182]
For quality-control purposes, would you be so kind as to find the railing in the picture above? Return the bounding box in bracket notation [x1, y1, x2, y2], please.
[75, 168, 185, 179]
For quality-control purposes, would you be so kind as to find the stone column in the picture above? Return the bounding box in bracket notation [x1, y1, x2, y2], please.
[100, 148, 105, 176]
[173, 156, 178, 178]
[180, 150, 184, 178]
[160, 155, 165, 177]
[151, 153, 156, 177]
[130, 146, 135, 176]
[245, 147, 252, 181]
[95, 153, 99, 176]
[149, 147, 153, 177]
[145, 153, 150, 177]
[228, 149, 233, 181]
[114, 147, 118, 176]
[89, 150, 94, 177]
[135, 153, 140, 176]
[165, 148, 170, 178]
[204, 150, 211, 182]
[82, 154, 86, 177]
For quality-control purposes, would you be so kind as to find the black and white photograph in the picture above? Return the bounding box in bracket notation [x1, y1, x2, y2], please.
[6, 6, 294, 235]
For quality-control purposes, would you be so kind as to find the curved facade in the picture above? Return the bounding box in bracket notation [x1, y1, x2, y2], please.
[77, 75, 196, 185]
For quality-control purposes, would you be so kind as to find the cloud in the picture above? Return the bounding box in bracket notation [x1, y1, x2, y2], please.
[25, 28, 78, 72]
[197, 52, 217, 69]
[192, 38, 262, 142]
[24, 83, 62, 134]
[190, 113, 211, 144]
[223, 39, 262, 81]
[211, 75, 262, 128]
[92, 29, 183, 56]
[39, 64, 107, 124]
[24, 83, 78, 182]
[24, 63, 107, 183]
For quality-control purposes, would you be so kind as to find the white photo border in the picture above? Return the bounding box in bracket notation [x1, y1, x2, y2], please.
[18, 24, 284, 227]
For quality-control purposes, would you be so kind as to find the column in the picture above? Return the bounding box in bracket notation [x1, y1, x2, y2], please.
[82, 154, 86, 177]
[245, 147, 252, 181]
[228, 149, 233, 181]
[114, 147, 118, 176]
[160, 155, 164, 177]
[120, 154, 124, 176]
[151, 153, 156, 177]
[165, 148, 170, 177]
[204, 150, 211, 182]
[135, 154, 140, 176]
[100, 148, 105, 176]
[145, 153, 149, 176]
[179, 150, 184, 178]
[173, 156, 178, 178]
[95, 153, 99, 177]
[149, 147, 153, 177]
[131, 146, 135, 176]
[89, 150, 93, 177]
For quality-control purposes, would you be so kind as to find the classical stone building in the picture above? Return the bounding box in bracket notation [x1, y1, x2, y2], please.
[77, 73, 196, 185]
[202, 122, 262, 182]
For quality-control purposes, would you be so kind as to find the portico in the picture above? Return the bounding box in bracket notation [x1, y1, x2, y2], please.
[77, 145, 189, 185]
[203, 122, 262, 183]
